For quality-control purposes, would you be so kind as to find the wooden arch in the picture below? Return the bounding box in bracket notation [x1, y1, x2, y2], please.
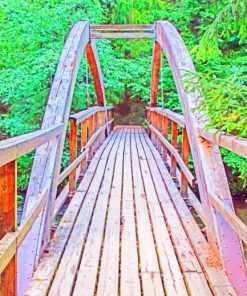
[150, 20, 247, 294]
[17, 21, 106, 295]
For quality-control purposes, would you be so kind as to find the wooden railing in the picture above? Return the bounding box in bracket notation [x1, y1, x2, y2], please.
[146, 106, 247, 292]
[0, 105, 114, 295]
[146, 107, 203, 218]
[0, 124, 63, 295]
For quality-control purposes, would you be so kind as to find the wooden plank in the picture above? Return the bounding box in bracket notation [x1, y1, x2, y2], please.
[25, 130, 117, 296]
[97, 129, 126, 295]
[0, 124, 63, 167]
[199, 129, 247, 159]
[135, 130, 188, 295]
[91, 24, 155, 31]
[143, 132, 237, 296]
[130, 129, 164, 295]
[0, 161, 16, 296]
[91, 32, 155, 39]
[210, 192, 247, 245]
[120, 130, 141, 295]
[73, 130, 123, 296]
[149, 124, 195, 186]
[18, 21, 90, 295]
[139, 131, 213, 295]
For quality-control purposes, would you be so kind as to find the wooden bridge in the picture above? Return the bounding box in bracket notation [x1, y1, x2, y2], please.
[0, 21, 247, 296]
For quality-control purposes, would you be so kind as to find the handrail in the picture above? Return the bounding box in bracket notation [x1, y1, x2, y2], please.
[209, 192, 247, 246]
[199, 129, 247, 159]
[0, 188, 48, 274]
[146, 107, 185, 128]
[69, 106, 114, 125]
[0, 124, 63, 167]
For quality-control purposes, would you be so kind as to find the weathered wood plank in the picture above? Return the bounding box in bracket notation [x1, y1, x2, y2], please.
[97, 129, 126, 295]
[120, 129, 141, 295]
[130, 129, 164, 295]
[135, 130, 188, 295]
[150, 42, 161, 107]
[73, 130, 123, 296]
[138, 131, 212, 295]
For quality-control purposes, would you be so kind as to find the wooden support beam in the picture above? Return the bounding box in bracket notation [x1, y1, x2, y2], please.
[162, 116, 169, 161]
[0, 161, 17, 296]
[86, 42, 106, 106]
[150, 42, 161, 107]
[69, 118, 77, 195]
[180, 128, 189, 196]
[80, 120, 87, 175]
[91, 24, 155, 31]
[170, 121, 178, 177]
[91, 32, 155, 39]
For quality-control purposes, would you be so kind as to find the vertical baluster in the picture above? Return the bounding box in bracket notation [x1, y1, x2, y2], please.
[170, 121, 178, 177]
[69, 118, 77, 195]
[88, 115, 94, 160]
[180, 128, 189, 196]
[80, 119, 87, 176]
[0, 160, 17, 296]
[94, 111, 98, 149]
[162, 116, 169, 161]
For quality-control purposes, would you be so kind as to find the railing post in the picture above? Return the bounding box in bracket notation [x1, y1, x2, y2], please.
[88, 115, 94, 160]
[162, 116, 169, 161]
[170, 121, 178, 177]
[180, 128, 189, 197]
[69, 118, 77, 195]
[0, 161, 17, 295]
[80, 119, 88, 176]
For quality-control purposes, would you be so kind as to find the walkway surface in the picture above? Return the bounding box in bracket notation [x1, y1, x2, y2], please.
[26, 127, 236, 296]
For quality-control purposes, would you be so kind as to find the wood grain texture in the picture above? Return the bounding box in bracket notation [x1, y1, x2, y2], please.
[0, 161, 16, 296]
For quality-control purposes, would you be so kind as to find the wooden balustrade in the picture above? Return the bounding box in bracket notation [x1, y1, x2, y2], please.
[0, 125, 63, 295]
[0, 106, 114, 294]
[146, 107, 194, 197]
[68, 106, 114, 195]
[146, 106, 247, 292]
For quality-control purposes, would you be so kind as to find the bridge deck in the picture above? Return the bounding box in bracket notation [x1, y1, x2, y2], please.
[26, 127, 235, 296]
